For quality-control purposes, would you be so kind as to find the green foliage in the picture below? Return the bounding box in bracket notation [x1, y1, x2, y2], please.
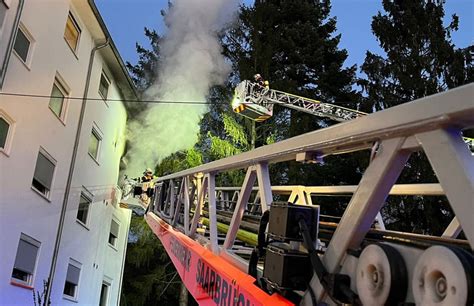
[222, 0, 363, 188]
[155, 149, 203, 177]
[222, 114, 249, 148]
[359, 0, 473, 111]
[120, 214, 180, 306]
[360, 0, 473, 234]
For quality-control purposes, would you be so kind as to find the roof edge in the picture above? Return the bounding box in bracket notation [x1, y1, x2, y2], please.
[87, 0, 139, 100]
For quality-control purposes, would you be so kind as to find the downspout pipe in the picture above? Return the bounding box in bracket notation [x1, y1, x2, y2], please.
[0, 0, 25, 89]
[44, 38, 110, 304]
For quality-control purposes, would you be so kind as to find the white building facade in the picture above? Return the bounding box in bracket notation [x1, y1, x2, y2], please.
[0, 1, 136, 305]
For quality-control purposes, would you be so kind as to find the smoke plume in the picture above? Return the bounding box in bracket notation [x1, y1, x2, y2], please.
[125, 0, 237, 176]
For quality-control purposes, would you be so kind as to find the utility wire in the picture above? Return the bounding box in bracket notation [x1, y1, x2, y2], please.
[0, 92, 219, 105]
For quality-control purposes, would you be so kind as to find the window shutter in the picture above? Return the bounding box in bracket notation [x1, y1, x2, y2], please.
[14, 239, 38, 274]
[66, 264, 80, 285]
[34, 152, 54, 189]
[110, 220, 119, 237]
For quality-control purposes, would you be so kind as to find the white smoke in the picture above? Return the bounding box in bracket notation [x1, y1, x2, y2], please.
[125, 0, 238, 176]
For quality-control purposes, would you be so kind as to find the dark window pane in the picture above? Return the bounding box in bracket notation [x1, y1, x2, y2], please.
[13, 28, 30, 62]
[76, 195, 90, 224]
[108, 233, 117, 246]
[63, 281, 76, 297]
[32, 152, 55, 195]
[0, 117, 9, 149]
[11, 268, 29, 282]
[99, 284, 109, 306]
[32, 178, 47, 194]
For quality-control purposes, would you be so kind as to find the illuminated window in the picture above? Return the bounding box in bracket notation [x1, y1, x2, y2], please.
[64, 13, 80, 52]
[11, 234, 40, 286]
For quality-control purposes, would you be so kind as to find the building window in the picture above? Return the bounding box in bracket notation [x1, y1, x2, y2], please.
[32, 150, 55, 198]
[76, 190, 92, 226]
[13, 25, 33, 64]
[88, 127, 102, 161]
[11, 234, 40, 286]
[98, 72, 110, 100]
[108, 219, 119, 247]
[64, 12, 80, 52]
[0, 115, 10, 149]
[63, 259, 81, 300]
[0, 110, 14, 155]
[48, 77, 69, 121]
[0, 117, 9, 149]
[99, 281, 110, 306]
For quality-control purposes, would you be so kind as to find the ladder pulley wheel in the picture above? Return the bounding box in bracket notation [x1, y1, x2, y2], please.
[412, 245, 473, 305]
[356, 243, 408, 305]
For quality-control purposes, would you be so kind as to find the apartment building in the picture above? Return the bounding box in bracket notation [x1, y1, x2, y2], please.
[0, 0, 136, 305]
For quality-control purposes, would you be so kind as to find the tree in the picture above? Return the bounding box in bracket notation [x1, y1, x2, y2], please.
[360, 0, 473, 111]
[360, 0, 473, 234]
[120, 214, 180, 306]
[223, 0, 365, 194]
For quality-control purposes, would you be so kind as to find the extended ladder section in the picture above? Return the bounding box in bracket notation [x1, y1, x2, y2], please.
[124, 84, 474, 305]
[232, 80, 366, 122]
[232, 80, 474, 152]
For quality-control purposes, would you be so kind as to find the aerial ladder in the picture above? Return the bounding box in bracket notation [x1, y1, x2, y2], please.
[231, 80, 474, 151]
[120, 83, 474, 305]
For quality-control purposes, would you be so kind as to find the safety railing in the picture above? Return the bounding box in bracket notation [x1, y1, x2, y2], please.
[147, 83, 474, 304]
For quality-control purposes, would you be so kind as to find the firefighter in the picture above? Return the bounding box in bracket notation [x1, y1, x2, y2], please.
[141, 168, 153, 182]
[254, 73, 270, 89]
[140, 168, 154, 205]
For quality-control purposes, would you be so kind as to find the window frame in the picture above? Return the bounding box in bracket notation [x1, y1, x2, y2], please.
[108, 218, 120, 249]
[98, 70, 110, 102]
[48, 74, 70, 123]
[63, 259, 82, 301]
[99, 279, 111, 306]
[31, 147, 56, 200]
[76, 188, 93, 228]
[0, 109, 15, 156]
[63, 11, 81, 54]
[12, 23, 34, 68]
[10, 233, 40, 288]
[88, 124, 103, 163]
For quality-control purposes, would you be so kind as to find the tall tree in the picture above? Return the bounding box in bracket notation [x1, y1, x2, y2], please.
[360, 0, 473, 234]
[120, 214, 180, 306]
[223, 0, 364, 193]
[360, 0, 473, 111]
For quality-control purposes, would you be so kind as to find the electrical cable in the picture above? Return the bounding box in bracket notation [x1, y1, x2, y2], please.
[0, 91, 354, 106]
[0, 92, 215, 105]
